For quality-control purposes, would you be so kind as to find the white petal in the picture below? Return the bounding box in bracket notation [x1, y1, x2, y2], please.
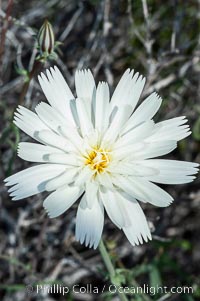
[115, 120, 155, 147]
[113, 142, 146, 161]
[95, 82, 110, 132]
[109, 162, 159, 177]
[122, 92, 161, 134]
[141, 159, 199, 171]
[4, 164, 66, 200]
[112, 175, 173, 207]
[138, 159, 199, 184]
[58, 125, 83, 151]
[134, 140, 177, 159]
[110, 69, 132, 111]
[110, 69, 146, 114]
[156, 116, 187, 126]
[75, 69, 96, 119]
[120, 196, 151, 245]
[96, 172, 114, 190]
[51, 66, 74, 100]
[17, 142, 64, 163]
[112, 175, 147, 204]
[146, 175, 196, 184]
[147, 117, 190, 142]
[47, 153, 80, 166]
[113, 140, 176, 161]
[85, 180, 99, 209]
[75, 194, 104, 249]
[74, 166, 94, 187]
[129, 177, 174, 207]
[43, 185, 82, 218]
[45, 168, 79, 191]
[103, 105, 132, 145]
[35, 102, 69, 132]
[38, 67, 76, 126]
[82, 130, 100, 151]
[37, 130, 74, 152]
[76, 98, 94, 137]
[100, 188, 130, 228]
[14, 106, 48, 141]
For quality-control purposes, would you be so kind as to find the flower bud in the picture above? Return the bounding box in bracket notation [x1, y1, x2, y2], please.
[38, 20, 55, 56]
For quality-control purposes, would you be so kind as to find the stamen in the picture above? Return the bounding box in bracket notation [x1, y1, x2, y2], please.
[84, 147, 111, 173]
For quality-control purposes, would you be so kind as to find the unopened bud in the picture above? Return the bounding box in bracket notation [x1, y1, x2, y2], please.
[38, 20, 55, 56]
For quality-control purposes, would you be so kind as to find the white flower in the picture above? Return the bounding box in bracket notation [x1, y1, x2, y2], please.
[5, 66, 199, 249]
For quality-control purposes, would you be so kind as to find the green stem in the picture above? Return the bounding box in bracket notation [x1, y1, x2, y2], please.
[98, 239, 129, 301]
[19, 60, 43, 105]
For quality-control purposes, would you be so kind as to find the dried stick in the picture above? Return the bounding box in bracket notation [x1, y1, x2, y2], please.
[0, 0, 13, 82]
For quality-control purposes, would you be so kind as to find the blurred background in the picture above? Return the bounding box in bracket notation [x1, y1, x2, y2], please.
[0, 0, 200, 300]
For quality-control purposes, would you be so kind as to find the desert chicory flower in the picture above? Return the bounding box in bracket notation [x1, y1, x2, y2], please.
[5, 67, 199, 249]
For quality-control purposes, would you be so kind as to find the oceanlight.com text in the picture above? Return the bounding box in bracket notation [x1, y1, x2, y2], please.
[26, 283, 194, 296]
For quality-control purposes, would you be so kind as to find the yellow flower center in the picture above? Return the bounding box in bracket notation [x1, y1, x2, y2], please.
[85, 148, 111, 173]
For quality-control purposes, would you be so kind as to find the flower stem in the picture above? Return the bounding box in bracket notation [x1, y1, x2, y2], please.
[19, 60, 43, 105]
[98, 239, 129, 301]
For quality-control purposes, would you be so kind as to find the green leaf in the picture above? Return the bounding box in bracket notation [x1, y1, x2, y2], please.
[134, 295, 144, 301]
[193, 116, 200, 141]
[0, 255, 31, 271]
[111, 269, 126, 286]
[15, 66, 29, 82]
[131, 263, 152, 277]
[149, 264, 162, 289]
[0, 284, 25, 292]
[179, 239, 192, 251]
